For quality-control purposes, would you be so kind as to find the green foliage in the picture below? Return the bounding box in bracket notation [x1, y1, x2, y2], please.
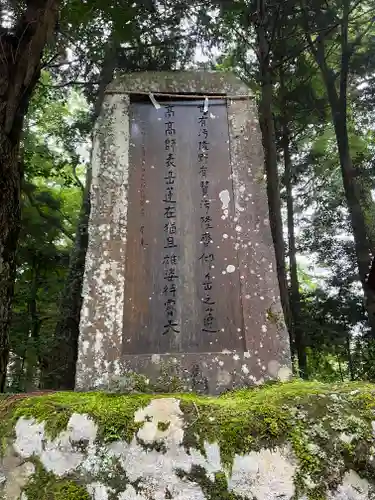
[8, 72, 87, 392]
[5, 0, 218, 391]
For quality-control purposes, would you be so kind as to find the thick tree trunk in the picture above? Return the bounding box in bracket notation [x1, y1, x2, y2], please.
[0, 0, 59, 392]
[256, 21, 293, 346]
[0, 140, 21, 393]
[283, 123, 308, 378]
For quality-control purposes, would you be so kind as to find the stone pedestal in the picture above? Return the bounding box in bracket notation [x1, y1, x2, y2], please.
[75, 71, 291, 394]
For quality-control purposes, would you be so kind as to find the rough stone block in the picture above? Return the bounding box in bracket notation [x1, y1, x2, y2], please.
[1, 382, 374, 499]
[76, 71, 291, 393]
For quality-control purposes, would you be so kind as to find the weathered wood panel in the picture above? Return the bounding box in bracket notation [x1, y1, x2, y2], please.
[123, 100, 244, 354]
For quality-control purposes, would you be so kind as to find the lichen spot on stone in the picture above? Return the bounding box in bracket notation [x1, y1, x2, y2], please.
[241, 364, 249, 375]
[87, 482, 112, 500]
[277, 365, 293, 382]
[267, 360, 280, 378]
[14, 414, 98, 478]
[118, 485, 147, 499]
[219, 189, 230, 210]
[151, 353, 161, 364]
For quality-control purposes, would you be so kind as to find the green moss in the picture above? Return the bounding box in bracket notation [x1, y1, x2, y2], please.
[157, 421, 170, 431]
[94, 457, 130, 498]
[184, 382, 318, 463]
[0, 395, 27, 455]
[153, 360, 185, 393]
[2, 391, 152, 443]
[180, 381, 375, 496]
[176, 466, 251, 499]
[265, 306, 284, 329]
[137, 436, 167, 453]
[106, 372, 150, 394]
[24, 463, 90, 500]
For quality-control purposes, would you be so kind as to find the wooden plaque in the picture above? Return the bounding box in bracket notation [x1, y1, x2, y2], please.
[123, 100, 245, 354]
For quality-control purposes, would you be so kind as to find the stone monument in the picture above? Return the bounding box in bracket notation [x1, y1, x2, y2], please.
[75, 71, 291, 393]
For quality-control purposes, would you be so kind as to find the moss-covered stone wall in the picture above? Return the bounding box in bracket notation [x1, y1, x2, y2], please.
[1, 381, 375, 499]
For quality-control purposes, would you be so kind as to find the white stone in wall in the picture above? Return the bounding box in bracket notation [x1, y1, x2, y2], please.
[134, 398, 183, 446]
[228, 447, 296, 499]
[87, 482, 113, 500]
[118, 485, 147, 499]
[14, 413, 98, 476]
[3, 462, 35, 499]
[13, 418, 45, 458]
[328, 470, 370, 500]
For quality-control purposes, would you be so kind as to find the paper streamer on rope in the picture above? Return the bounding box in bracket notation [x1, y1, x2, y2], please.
[204, 96, 209, 113]
[149, 92, 161, 110]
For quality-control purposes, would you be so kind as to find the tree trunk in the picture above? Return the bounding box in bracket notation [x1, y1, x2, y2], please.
[0, 0, 59, 392]
[0, 140, 21, 393]
[8, 354, 26, 393]
[346, 334, 354, 381]
[333, 122, 372, 286]
[322, 61, 375, 335]
[332, 112, 375, 336]
[256, 19, 293, 346]
[41, 166, 92, 389]
[41, 35, 119, 389]
[283, 122, 308, 378]
[328, 91, 371, 285]
[25, 256, 40, 390]
[300, 0, 375, 338]
[337, 356, 344, 382]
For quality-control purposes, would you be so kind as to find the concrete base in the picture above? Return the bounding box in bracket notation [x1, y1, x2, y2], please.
[76, 352, 292, 395]
[122, 352, 292, 394]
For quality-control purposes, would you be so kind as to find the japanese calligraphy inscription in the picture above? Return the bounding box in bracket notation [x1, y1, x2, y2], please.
[123, 100, 243, 354]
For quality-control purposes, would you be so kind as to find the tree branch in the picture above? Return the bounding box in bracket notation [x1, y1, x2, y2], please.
[339, 0, 350, 109]
[24, 190, 75, 242]
[72, 163, 85, 193]
[42, 80, 99, 88]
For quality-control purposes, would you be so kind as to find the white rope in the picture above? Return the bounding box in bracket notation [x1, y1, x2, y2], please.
[148, 92, 161, 109]
[203, 96, 209, 112]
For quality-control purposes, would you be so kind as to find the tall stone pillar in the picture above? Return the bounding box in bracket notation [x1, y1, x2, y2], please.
[75, 71, 291, 394]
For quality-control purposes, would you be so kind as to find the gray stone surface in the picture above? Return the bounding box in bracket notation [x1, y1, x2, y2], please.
[1, 396, 373, 499]
[76, 71, 291, 393]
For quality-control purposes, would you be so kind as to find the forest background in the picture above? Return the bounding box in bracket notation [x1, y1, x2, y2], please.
[1, 0, 375, 392]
